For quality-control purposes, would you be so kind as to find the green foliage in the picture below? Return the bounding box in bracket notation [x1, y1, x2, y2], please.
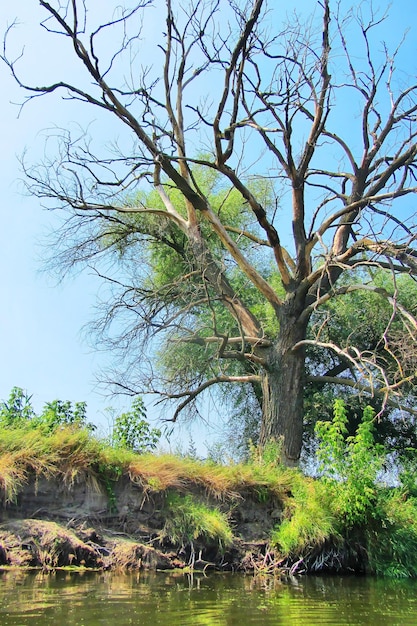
[315, 398, 348, 479]
[162, 492, 232, 550]
[111, 397, 161, 453]
[315, 400, 385, 527]
[365, 491, 417, 578]
[271, 399, 417, 577]
[32, 400, 93, 433]
[304, 270, 417, 459]
[96, 460, 124, 513]
[0, 387, 35, 427]
[399, 451, 417, 498]
[271, 475, 337, 554]
[98, 167, 282, 438]
[0, 388, 95, 435]
[248, 438, 283, 469]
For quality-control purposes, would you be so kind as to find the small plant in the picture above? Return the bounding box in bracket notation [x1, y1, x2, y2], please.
[97, 460, 124, 513]
[248, 437, 283, 468]
[111, 397, 161, 453]
[161, 492, 233, 553]
[0, 387, 35, 427]
[0, 388, 96, 434]
[32, 400, 95, 433]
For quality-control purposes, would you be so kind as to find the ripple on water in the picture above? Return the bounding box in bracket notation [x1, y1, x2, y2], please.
[1, 571, 417, 626]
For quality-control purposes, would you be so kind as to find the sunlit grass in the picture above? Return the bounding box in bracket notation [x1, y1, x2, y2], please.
[0, 425, 295, 506]
[161, 492, 233, 549]
[0, 451, 28, 503]
[271, 475, 338, 554]
[128, 452, 295, 499]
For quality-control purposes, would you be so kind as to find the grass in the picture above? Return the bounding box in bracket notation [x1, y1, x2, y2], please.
[271, 474, 338, 555]
[128, 452, 294, 499]
[0, 452, 29, 503]
[161, 492, 233, 550]
[0, 426, 112, 502]
[0, 425, 293, 505]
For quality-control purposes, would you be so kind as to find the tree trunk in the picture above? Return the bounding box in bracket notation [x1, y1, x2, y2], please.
[259, 314, 308, 467]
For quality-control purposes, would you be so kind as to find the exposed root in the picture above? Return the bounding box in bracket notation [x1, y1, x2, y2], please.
[240, 545, 286, 575]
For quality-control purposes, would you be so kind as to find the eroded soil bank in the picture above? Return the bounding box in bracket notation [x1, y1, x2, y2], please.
[0, 475, 284, 572]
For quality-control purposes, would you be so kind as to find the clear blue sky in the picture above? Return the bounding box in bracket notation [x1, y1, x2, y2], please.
[0, 1, 153, 437]
[0, 1, 416, 451]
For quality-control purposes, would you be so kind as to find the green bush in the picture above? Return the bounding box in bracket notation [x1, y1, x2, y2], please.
[0, 388, 95, 434]
[0, 387, 35, 427]
[162, 492, 232, 551]
[272, 399, 417, 577]
[315, 399, 385, 527]
[111, 397, 161, 453]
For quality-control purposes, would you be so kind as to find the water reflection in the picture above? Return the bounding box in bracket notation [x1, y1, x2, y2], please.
[1, 570, 417, 625]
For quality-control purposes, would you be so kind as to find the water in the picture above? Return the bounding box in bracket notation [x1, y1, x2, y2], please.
[1, 570, 417, 625]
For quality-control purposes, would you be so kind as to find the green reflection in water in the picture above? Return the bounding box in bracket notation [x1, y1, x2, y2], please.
[1, 570, 417, 625]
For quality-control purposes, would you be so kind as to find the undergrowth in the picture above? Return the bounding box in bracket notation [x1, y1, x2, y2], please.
[271, 399, 417, 577]
[161, 492, 233, 553]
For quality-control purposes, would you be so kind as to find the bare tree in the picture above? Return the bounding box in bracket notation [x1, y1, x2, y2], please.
[2, 0, 417, 464]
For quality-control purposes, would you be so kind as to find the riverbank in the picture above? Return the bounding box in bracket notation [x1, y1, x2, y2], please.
[0, 517, 276, 573]
[2, 424, 417, 577]
[0, 426, 291, 573]
[0, 473, 286, 573]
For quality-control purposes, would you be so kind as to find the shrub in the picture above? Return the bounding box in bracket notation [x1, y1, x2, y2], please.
[0, 387, 35, 427]
[315, 400, 385, 527]
[272, 399, 417, 577]
[111, 397, 161, 453]
[161, 492, 233, 552]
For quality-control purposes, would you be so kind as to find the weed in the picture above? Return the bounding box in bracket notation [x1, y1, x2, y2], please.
[315, 401, 385, 527]
[161, 492, 233, 552]
[271, 474, 337, 554]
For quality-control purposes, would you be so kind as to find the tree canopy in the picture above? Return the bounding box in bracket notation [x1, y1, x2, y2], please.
[2, 0, 417, 464]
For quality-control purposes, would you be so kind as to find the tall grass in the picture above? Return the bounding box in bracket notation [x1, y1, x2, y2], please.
[0, 426, 109, 501]
[128, 452, 294, 499]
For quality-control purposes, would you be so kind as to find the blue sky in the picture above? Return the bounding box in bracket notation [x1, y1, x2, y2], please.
[0, 83, 101, 413]
[0, 0, 228, 450]
[0, 1, 149, 437]
[0, 0, 416, 451]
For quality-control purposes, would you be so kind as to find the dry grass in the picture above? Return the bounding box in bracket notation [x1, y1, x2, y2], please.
[0, 425, 294, 505]
[0, 426, 106, 500]
[128, 453, 294, 500]
[0, 452, 28, 503]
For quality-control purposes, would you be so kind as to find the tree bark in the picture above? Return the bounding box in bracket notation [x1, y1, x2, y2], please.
[259, 311, 308, 466]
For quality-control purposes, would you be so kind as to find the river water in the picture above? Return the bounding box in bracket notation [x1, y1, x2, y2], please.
[1, 570, 417, 625]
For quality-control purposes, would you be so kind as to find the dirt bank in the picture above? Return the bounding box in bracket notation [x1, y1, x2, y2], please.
[0, 474, 285, 572]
